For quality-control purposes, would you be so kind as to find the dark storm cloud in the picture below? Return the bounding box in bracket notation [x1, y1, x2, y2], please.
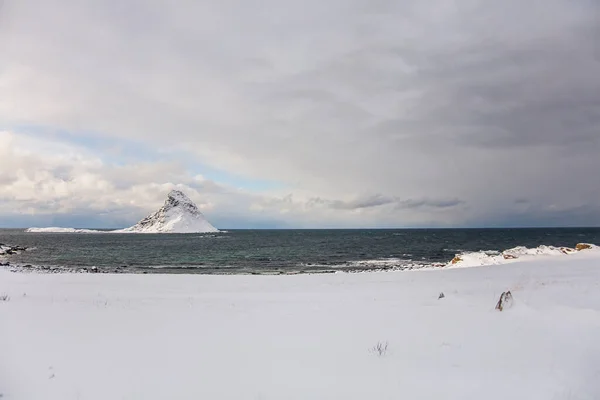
[331, 194, 395, 210]
[396, 199, 465, 210]
[306, 195, 464, 211]
[273, 12, 600, 151]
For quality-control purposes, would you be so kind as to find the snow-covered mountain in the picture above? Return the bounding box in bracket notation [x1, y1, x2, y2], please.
[116, 190, 218, 234]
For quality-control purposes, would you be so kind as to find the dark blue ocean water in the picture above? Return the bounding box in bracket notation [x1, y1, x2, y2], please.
[1, 228, 599, 274]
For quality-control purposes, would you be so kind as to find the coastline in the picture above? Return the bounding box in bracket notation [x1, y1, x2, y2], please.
[1, 240, 597, 275]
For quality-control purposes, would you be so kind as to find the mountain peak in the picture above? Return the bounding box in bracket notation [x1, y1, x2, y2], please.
[167, 189, 192, 203]
[165, 190, 198, 211]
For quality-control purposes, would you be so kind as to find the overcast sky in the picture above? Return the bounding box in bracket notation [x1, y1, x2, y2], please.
[1, 0, 599, 228]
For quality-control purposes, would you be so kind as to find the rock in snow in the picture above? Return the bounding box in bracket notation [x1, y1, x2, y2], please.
[26, 190, 218, 234]
[116, 190, 218, 234]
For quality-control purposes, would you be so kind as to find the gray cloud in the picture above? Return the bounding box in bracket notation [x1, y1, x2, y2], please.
[322, 194, 396, 210]
[0, 1, 599, 227]
[303, 194, 464, 211]
[396, 199, 465, 210]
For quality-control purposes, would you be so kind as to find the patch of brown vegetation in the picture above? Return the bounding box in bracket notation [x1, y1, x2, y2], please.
[502, 254, 518, 260]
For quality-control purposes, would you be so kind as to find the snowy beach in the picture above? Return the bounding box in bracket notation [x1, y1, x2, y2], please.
[2, 248, 600, 400]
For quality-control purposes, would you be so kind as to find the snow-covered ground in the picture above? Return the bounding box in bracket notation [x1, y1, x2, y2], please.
[2, 251, 600, 400]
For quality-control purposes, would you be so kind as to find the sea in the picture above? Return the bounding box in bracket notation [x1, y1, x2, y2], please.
[1, 228, 599, 274]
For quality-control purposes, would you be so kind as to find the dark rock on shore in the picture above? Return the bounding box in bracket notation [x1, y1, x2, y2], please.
[1, 243, 129, 274]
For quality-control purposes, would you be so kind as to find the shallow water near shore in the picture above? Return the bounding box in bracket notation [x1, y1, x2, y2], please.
[1, 228, 599, 274]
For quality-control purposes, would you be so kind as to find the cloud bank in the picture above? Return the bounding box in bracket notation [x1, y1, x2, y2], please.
[0, 1, 599, 228]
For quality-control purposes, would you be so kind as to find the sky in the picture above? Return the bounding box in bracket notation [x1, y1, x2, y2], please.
[0, 0, 599, 229]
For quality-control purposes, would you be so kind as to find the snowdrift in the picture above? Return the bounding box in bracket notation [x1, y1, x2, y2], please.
[447, 243, 598, 268]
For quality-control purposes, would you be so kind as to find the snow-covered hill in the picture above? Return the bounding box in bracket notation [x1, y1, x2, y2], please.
[116, 190, 218, 233]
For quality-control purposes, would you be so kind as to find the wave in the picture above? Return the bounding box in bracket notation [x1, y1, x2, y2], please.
[446, 243, 598, 268]
[298, 257, 441, 273]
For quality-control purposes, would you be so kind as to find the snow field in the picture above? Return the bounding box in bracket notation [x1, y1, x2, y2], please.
[1, 250, 600, 399]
